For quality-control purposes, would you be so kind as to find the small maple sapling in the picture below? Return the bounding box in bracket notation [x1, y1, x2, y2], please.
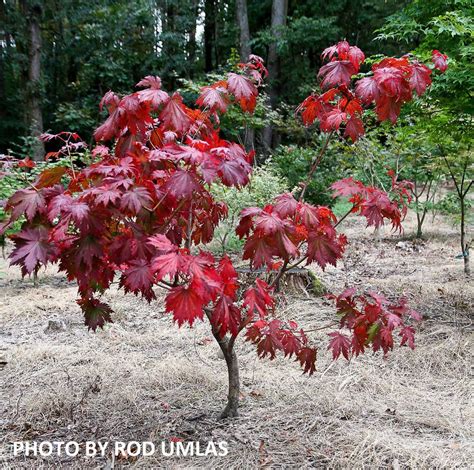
[1, 45, 446, 418]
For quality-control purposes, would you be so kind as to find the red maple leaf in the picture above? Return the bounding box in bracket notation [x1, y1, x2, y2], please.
[306, 230, 345, 270]
[34, 167, 69, 189]
[355, 76, 380, 105]
[165, 169, 202, 199]
[136, 75, 169, 110]
[318, 61, 355, 89]
[197, 85, 230, 113]
[273, 193, 298, 219]
[120, 186, 153, 214]
[297, 95, 329, 126]
[120, 259, 156, 301]
[151, 251, 183, 281]
[400, 326, 416, 349]
[9, 226, 58, 274]
[77, 297, 113, 331]
[375, 95, 403, 124]
[7, 188, 46, 222]
[227, 73, 258, 112]
[243, 279, 274, 318]
[344, 116, 365, 142]
[218, 255, 239, 299]
[409, 62, 432, 96]
[296, 347, 317, 375]
[348, 46, 365, 71]
[321, 108, 347, 131]
[432, 50, 448, 73]
[159, 93, 192, 133]
[165, 285, 205, 326]
[328, 331, 351, 360]
[373, 65, 407, 98]
[148, 234, 177, 253]
[212, 295, 241, 337]
[18, 157, 36, 169]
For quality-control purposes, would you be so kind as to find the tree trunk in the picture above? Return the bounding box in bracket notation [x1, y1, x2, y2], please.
[460, 194, 470, 276]
[21, 1, 44, 161]
[204, 0, 216, 72]
[416, 215, 423, 239]
[220, 344, 240, 418]
[236, 0, 251, 61]
[262, 0, 288, 152]
[206, 310, 240, 418]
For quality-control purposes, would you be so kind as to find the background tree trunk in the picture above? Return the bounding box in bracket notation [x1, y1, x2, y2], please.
[262, 0, 288, 153]
[21, 0, 45, 161]
[204, 0, 216, 72]
[236, 0, 251, 60]
[460, 194, 470, 276]
[236, 0, 254, 151]
[0, 1, 7, 122]
[160, 1, 177, 88]
[187, 0, 199, 77]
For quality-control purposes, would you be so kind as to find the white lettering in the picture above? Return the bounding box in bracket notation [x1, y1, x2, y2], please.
[114, 441, 126, 457]
[12, 442, 24, 456]
[205, 441, 217, 457]
[97, 441, 109, 456]
[64, 441, 79, 457]
[85, 441, 97, 457]
[176, 441, 193, 457]
[24, 441, 38, 456]
[142, 441, 155, 456]
[161, 442, 174, 457]
[218, 441, 228, 456]
[38, 442, 53, 456]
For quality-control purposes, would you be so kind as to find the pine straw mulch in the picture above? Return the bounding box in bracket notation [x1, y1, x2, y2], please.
[0, 212, 473, 469]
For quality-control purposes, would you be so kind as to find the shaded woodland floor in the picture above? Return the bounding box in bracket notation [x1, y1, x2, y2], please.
[1, 212, 473, 469]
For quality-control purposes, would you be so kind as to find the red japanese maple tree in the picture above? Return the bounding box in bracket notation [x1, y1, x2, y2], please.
[1, 44, 446, 418]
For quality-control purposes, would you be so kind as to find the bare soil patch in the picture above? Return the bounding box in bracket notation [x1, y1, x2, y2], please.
[1, 212, 472, 468]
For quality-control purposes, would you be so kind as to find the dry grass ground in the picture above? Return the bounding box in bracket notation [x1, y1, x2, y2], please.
[0, 212, 473, 469]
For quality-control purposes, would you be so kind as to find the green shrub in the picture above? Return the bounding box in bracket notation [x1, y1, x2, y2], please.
[0, 155, 79, 246]
[210, 165, 288, 254]
[432, 191, 473, 226]
[270, 144, 345, 207]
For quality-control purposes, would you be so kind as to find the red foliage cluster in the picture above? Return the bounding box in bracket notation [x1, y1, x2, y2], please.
[237, 193, 347, 270]
[0, 44, 435, 375]
[331, 173, 413, 231]
[298, 40, 448, 139]
[41, 131, 87, 160]
[328, 289, 421, 359]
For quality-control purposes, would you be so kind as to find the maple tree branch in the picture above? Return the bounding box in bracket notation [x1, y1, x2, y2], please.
[269, 260, 288, 289]
[269, 253, 311, 289]
[334, 205, 355, 228]
[287, 255, 308, 270]
[442, 152, 462, 198]
[145, 190, 170, 213]
[298, 131, 334, 202]
[156, 281, 172, 290]
[303, 321, 339, 333]
[159, 200, 186, 234]
[64, 138, 77, 180]
[185, 200, 194, 250]
[463, 180, 473, 198]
